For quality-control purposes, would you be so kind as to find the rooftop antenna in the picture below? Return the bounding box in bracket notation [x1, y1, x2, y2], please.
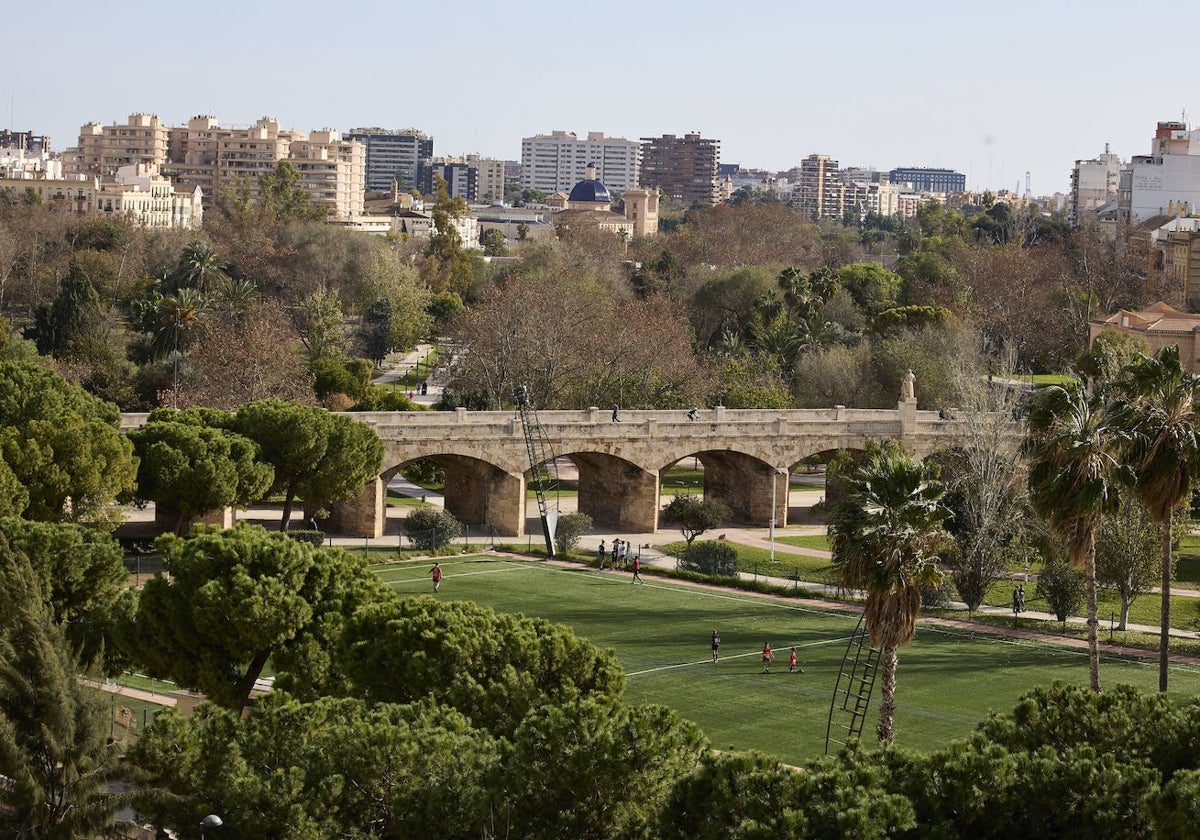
[1024, 171, 1032, 199]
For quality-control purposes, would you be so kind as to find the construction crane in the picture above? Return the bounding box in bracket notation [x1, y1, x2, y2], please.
[513, 384, 560, 557]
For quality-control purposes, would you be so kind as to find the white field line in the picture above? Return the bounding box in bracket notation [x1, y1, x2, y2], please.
[627, 637, 854, 677]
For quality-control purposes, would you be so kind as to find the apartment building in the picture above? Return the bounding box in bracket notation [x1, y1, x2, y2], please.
[639, 132, 720, 207]
[419, 154, 506, 203]
[842, 179, 901, 219]
[0, 130, 51, 154]
[0, 162, 202, 229]
[1119, 121, 1200, 226]
[521, 130, 641, 193]
[889, 167, 966, 193]
[794, 154, 842, 221]
[290, 130, 366, 219]
[344, 128, 433, 192]
[68, 115, 365, 220]
[1069, 144, 1122, 227]
[70, 113, 169, 176]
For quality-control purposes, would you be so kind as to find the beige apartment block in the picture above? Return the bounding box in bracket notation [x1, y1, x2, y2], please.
[291, 130, 366, 219]
[0, 164, 201, 230]
[69, 114, 365, 220]
[468, 154, 506, 205]
[69, 113, 169, 177]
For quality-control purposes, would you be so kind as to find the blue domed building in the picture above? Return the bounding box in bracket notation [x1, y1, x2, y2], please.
[547, 162, 659, 239]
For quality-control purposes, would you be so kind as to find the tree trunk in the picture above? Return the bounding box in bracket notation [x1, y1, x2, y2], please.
[235, 650, 271, 714]
[1084, 536, 1101, 693]
[280, 489, 295, 532]
[1119, 597, 1130, 632]
[876, 645, 899, 745]
[1160, 509, 1173, 693]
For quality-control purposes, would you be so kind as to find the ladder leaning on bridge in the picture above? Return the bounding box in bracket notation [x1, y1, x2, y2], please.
[513, 385, 560, 557]
[824, 613, 881, 753]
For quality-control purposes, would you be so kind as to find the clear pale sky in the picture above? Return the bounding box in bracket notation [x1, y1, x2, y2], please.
[5, 0, 1198, 196]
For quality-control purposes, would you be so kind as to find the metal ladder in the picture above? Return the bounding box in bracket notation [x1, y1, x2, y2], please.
[513, 385, 560, 557]
[824, 613, 880, 753]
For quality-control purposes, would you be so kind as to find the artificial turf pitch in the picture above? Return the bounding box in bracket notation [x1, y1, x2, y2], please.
[377, 557, 1200, 765]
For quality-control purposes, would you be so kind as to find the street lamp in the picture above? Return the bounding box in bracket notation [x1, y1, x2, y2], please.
[770, 468, 787, 562]
[200, 814, 222, 839]
[171, 306, 180, 410]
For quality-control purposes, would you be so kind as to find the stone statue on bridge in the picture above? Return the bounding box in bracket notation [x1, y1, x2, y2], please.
[900, 369, 916, 403]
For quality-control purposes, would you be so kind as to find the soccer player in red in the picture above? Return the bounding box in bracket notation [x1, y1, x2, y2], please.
[631, 555, 644, 584]
[430, 562, 442, 592]
[761, 642, 773, 673]
[789, 647, 803, 674]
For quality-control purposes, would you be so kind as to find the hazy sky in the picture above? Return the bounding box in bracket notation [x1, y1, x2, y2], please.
[5, 0, 1198, 195]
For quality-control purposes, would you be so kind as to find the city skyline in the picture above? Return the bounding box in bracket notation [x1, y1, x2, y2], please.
[5, 0, 1199, 197]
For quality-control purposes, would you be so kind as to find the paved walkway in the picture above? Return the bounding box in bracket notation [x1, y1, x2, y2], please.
[373, 343, 443, 407]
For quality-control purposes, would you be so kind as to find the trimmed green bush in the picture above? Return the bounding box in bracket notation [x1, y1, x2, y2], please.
[405, 508, 462, 550]
[678, 540, 739, 577]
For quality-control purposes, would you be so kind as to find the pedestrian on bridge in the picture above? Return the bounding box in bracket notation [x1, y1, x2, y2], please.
[611, 404, 620, 422]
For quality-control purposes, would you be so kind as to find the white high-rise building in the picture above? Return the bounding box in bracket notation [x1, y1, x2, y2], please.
[520, 130, 640, 194]
[1121, 121, 1200, 225]
[1069, 144, 1122, 226]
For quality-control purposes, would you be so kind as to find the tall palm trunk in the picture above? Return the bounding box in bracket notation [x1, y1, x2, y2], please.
[1160, 509, 1173, 692]
[1083, 535, 1100, 693]
[876, 644, 899, 745]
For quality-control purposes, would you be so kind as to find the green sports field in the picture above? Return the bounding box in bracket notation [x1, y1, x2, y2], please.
[376, 556, 1200, 765]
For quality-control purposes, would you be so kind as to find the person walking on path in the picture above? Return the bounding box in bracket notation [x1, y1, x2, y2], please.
[789, 647, 803, 674]
[711, 630, 721, 662]
[631, 554, 644, 584]
[597, 540, 607, 569]
[430, 562, 443, 593]
[611, 404, 620, 422]
[618, 540, 628, 569]
[611, 539, 620, 569]
[761, 642, 774, 673]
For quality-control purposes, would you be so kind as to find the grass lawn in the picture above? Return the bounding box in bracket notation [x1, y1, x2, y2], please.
[775, 534, 831, 551]
[374, 556, 1200, 765]
[661, 466, 704, 496]
[661, 540, 839, 585]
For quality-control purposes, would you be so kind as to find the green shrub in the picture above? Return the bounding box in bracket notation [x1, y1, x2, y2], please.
[284, 529, 325, 548]
[405, 508, 462, 550]
[678, 540, 739, 577]
[350, 386, 421, 411]
[554, 512, 593, 555]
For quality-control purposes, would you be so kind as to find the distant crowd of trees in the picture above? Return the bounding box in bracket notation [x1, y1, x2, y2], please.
[0, 172, 1171, 417]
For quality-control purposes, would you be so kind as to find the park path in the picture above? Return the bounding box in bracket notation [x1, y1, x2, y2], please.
[372, 343, 443, 406]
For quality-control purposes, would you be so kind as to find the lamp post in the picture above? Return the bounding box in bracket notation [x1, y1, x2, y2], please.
[171, 306, 180, 410]
[770, 468, 786, 562]
[200, 814, 222, 839]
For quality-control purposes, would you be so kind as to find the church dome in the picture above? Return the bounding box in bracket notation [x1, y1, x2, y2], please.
[567, 162, 611, 204]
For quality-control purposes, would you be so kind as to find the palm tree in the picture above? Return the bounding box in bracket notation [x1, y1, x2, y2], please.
[1024, 380, 1125, 693]
[174, 240, 228, 293]
[828, 448, 949, 745]
[1111, 344, 1200, 692]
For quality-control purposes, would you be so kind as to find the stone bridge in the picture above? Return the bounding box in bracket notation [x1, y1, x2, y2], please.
[123, 402, 1010, 538]
[322, 401, 994, 538]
